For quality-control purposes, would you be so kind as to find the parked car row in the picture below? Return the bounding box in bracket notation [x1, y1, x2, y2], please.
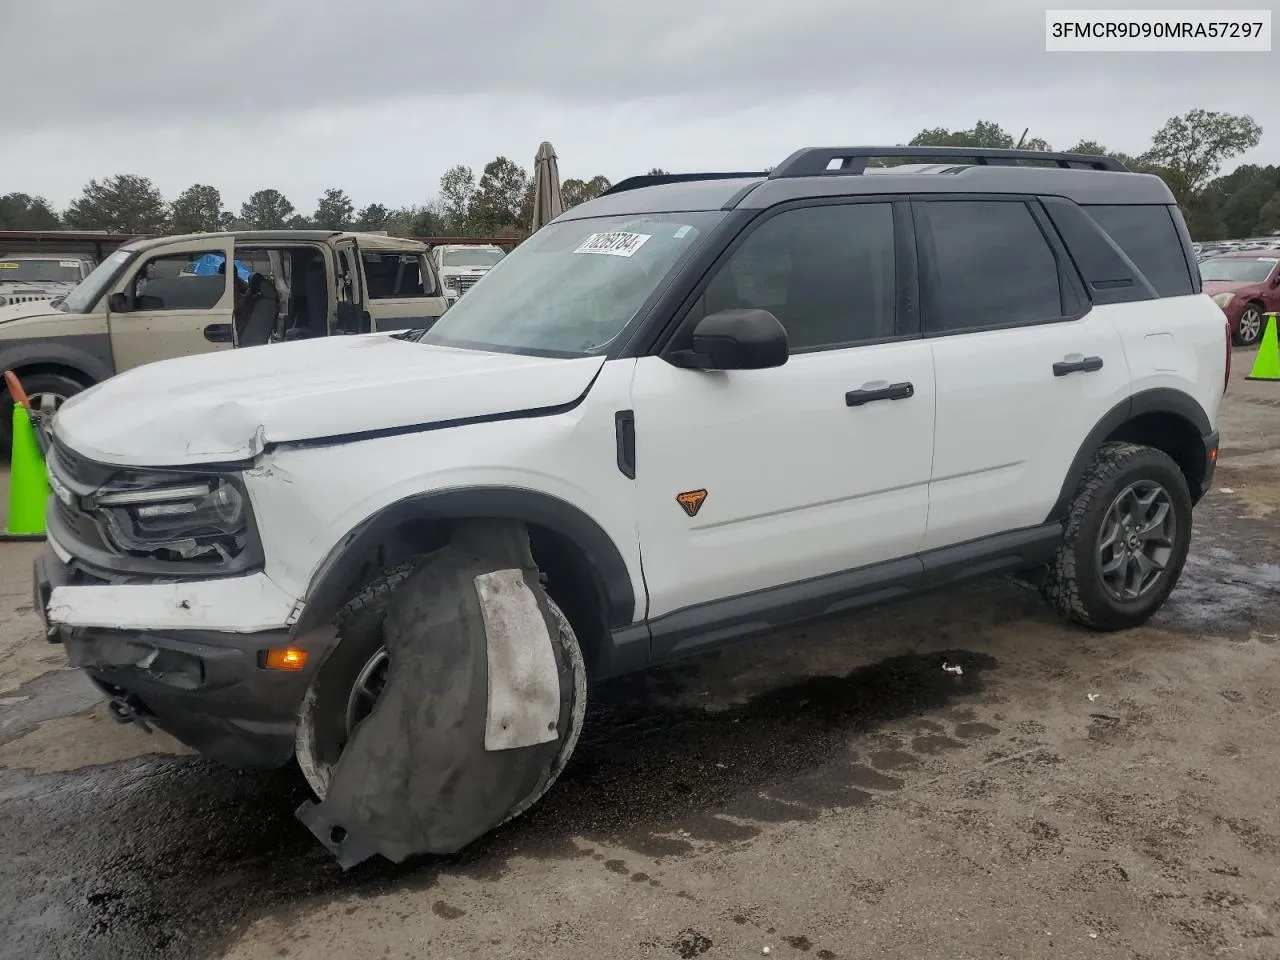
[1194, 236, 1280, 262]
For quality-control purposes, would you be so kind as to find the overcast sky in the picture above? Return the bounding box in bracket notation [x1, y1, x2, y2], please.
[4, 0, 1276, 213]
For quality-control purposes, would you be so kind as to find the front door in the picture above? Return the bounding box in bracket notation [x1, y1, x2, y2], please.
[107, 240, 236, 372]
[630, 199, 936, 642]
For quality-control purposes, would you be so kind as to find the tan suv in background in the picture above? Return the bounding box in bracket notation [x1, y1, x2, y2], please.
[0, 230, 449, 444]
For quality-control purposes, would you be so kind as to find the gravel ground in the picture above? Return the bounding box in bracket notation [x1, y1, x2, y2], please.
[1, 352, 1278, 960]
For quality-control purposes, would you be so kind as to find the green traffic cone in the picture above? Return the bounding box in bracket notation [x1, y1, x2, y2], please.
[2, 404, 49, 540]
[1246, 312, 1280, 381]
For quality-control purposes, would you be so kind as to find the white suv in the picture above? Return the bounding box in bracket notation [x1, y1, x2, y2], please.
[35, 146, 1229, 867]
[432, 242, 506, 302]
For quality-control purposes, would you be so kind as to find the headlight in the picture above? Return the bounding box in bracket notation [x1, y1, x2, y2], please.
[0, 296, 7, 307]
[1211, 292, 1236, 309]
[91, 474, 252, 563]
[443, 275, 458, 289]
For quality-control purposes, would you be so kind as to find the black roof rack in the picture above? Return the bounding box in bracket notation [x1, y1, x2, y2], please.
[601, 171, 768, 196]
[769, 146, 1128, 178]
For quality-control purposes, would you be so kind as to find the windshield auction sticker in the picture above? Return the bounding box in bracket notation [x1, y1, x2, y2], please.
[574, 232, 651, 258]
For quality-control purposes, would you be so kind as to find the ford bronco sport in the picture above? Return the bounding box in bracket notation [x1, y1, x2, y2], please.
[0, 230, 447, 445]
[34, 146, 1228, 864]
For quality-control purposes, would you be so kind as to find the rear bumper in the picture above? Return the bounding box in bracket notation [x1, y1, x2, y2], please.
[34, 547, 332, 769]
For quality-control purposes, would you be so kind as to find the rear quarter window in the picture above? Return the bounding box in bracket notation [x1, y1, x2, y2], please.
[1082, 204, 1194, 298]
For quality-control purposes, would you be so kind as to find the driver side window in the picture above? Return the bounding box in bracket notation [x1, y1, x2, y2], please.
[131, 250, 228, 311]
[701, 202, 898, 352]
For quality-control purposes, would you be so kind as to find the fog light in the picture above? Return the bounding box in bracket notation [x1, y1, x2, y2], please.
[263, 647, 308, 671]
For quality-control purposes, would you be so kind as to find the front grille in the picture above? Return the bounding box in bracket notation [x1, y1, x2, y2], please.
[456, 274, 483, 295]
[4, 293, 53, 305]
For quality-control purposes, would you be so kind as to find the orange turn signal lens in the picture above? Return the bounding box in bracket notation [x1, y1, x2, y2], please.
[263, 647, 308, 671]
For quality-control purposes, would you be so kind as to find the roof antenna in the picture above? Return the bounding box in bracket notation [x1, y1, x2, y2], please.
[1015, 128, 1029, 149]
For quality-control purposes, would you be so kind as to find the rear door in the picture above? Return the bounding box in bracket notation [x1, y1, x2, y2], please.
[914, 195, 1132, 550]
[106, 239, 236, 371]
[362, 248, 449, 332]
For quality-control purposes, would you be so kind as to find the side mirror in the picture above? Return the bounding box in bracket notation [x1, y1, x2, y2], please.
[1271, 274, 1280, 287]
[668, 309, 788, 371]
[107, 292, 131, 313]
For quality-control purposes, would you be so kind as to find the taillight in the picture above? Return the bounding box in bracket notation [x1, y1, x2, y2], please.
[1224, 318, 1232, 393]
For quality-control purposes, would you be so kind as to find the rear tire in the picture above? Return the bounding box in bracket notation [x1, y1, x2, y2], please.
[1041, 441, 1193, 631]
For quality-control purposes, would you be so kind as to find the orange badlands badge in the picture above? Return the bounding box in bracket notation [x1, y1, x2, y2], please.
[676, 489, 708, 517]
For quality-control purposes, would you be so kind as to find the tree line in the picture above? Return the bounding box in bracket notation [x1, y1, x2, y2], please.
[0, 110, 1270, 241]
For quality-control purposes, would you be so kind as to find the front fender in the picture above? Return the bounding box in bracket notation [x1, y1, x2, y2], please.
[0, 315, 115, 384]
[289, 486, 637, 635]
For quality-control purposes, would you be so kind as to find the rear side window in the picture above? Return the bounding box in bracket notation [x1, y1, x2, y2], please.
[918, 200, 1063, 333]
[362, 253, 437, 299]
[1081, 204, 1193, 298]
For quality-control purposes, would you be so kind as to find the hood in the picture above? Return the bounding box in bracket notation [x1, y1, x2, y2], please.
[54, 333, 606, 468]
[439, 264, 493, 275]
[1201, 280, 1257, 297]
[0, 300, 64, 324]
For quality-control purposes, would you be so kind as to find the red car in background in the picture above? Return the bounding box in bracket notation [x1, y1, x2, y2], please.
[1200, 250, 1280, 346]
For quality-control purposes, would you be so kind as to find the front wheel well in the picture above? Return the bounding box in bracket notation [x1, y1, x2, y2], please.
[309, 516, 612, 678]
[1104, 411, 1205, 500]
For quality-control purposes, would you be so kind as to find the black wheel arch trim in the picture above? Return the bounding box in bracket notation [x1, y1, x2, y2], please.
[291, 486, 638, 636]
[1045, 387, 1212, 523]
[0, 339, 113, 388]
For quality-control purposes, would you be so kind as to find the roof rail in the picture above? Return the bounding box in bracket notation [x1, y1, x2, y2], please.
[601, 171, 768, 196]
[769, 146, 1128, 178]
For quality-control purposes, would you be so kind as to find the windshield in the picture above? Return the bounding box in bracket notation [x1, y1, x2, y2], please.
[1200, 257, 1277, 284]
[441, 248, 505, 268]
[421, 212, 722, 357]
[0, 259, 83, 284]
[58, 249, 133, 314]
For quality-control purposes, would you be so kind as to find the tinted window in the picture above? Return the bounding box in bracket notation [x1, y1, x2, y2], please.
[1083, 204, 1193, 297]
[921, 200, 1062, 333]
[703, 202, 896, 350]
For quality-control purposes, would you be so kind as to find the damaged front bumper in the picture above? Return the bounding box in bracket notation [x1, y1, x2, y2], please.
[35, 545, 330, 769]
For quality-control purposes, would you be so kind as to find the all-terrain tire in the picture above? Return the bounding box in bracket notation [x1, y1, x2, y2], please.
[1041, 441, 1193, 631]
[294, 556, 588, 821]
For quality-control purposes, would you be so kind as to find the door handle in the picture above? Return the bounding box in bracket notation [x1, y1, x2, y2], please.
[204, 323, 234, 343]
[845, 381, 914, 407]
[1053, 356, 1104, 376]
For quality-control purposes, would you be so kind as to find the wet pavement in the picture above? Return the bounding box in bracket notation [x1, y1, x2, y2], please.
[2, 368, 1279, 960]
